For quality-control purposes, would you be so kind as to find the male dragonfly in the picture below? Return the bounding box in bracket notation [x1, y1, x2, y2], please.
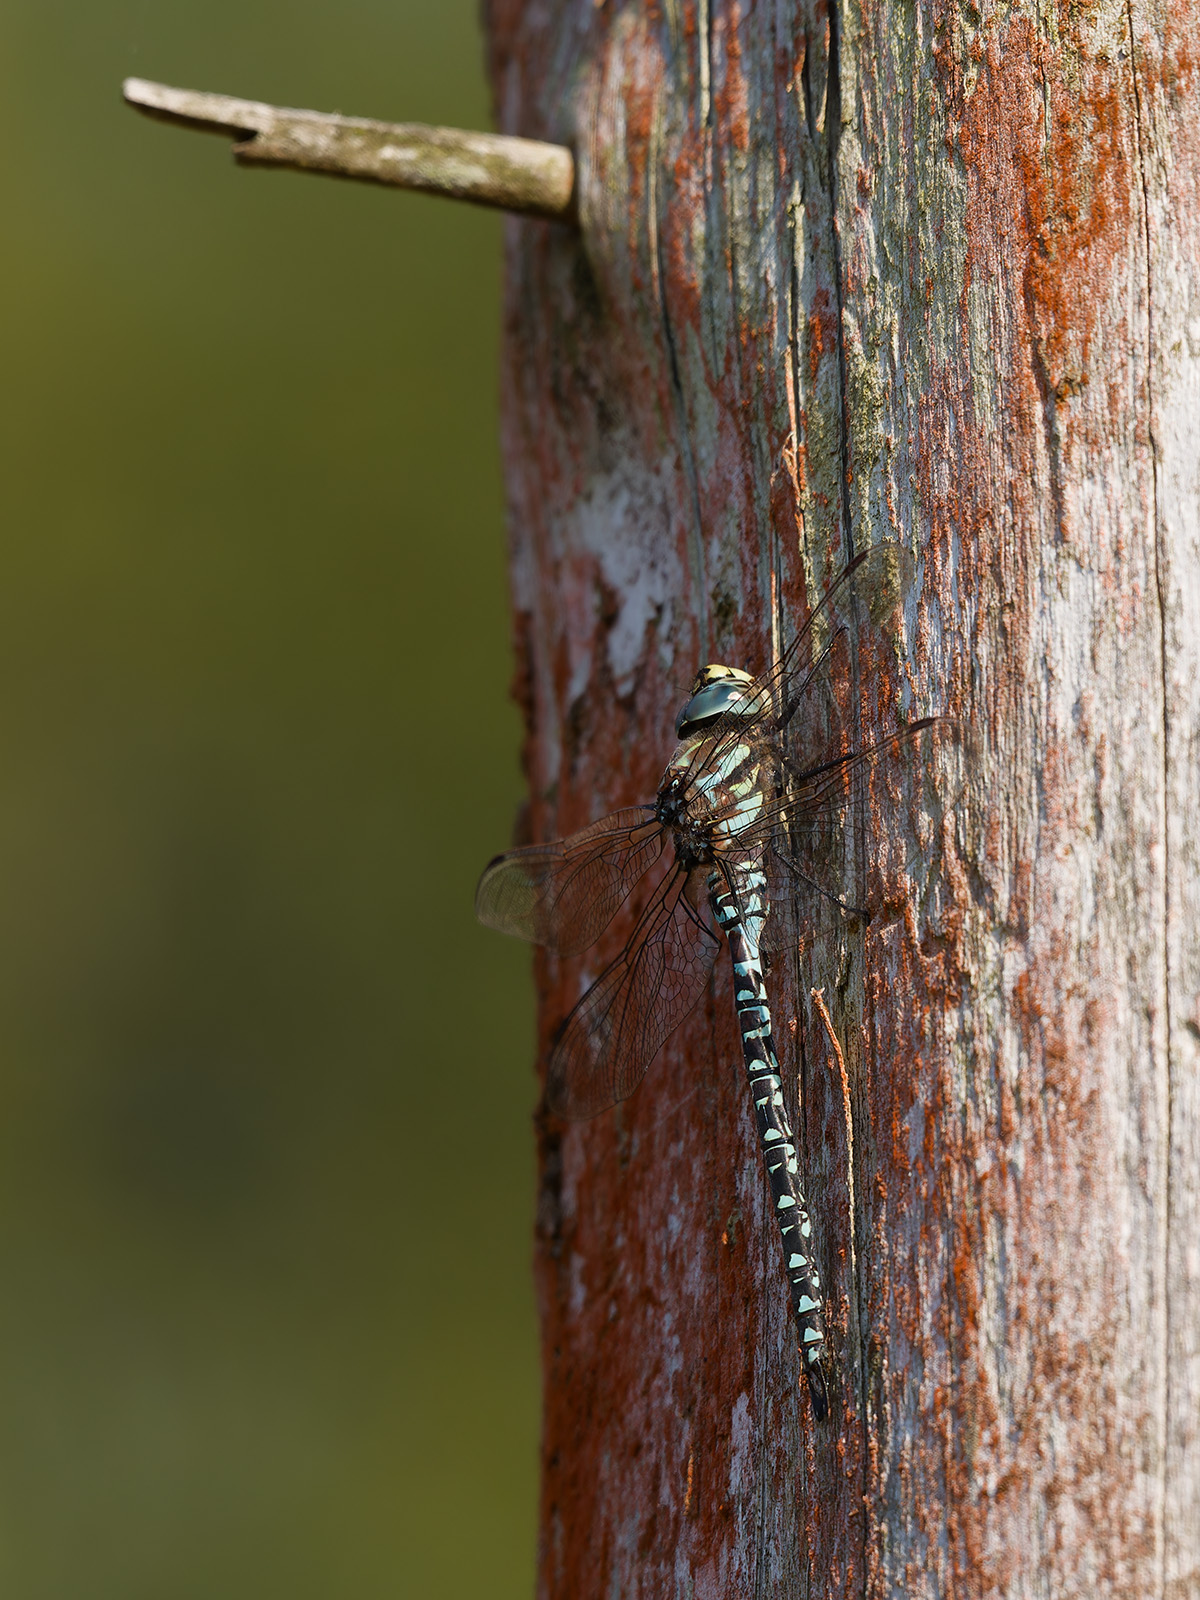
[477, 542, 939, 1419]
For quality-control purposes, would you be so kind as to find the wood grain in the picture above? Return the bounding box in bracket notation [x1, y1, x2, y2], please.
[483, 0, 1200, 1592]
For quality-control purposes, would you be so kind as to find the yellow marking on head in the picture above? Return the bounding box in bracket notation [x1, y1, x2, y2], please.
[690, 663, 753, 694]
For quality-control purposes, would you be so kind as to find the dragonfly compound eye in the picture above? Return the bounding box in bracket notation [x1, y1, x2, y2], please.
[675, 665, 760, 738]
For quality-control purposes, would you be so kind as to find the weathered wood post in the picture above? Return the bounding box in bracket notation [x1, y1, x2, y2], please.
[484, 1, 1200, 1594]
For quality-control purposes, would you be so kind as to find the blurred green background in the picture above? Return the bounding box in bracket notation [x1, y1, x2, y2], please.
[0, 3, 537, 1596]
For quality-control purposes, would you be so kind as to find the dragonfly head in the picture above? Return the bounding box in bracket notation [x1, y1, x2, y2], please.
[675, 665, 758, 739]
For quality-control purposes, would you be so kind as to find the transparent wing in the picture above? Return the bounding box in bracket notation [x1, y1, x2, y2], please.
[476, 806, 668, 953]
[680, 541, 916, 796]
[749, 719, 962, 955]
[546, 866, 720, 1120]
[672, 542, 946, 910]
[756, 840, 868, 959]
[475, 808, 664, 958]
[729, 719, 941, 854]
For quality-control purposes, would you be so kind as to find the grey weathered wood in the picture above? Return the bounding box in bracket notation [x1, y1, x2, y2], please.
[1143, 9, 1200, 1587]
[122, 78, 576, 221]
[482, 0, 1200, 1593]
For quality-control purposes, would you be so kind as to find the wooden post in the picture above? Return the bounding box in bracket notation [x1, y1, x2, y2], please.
[484, 0, 1200, 1594]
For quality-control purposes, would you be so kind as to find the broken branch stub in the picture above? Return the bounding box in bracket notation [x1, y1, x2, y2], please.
[122, 78, 576, 223]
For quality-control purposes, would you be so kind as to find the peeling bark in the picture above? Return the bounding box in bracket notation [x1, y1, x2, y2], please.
[484, 0, 1200, 1594]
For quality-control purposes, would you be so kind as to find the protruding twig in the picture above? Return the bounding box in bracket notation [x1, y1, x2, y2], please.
[122, 78, 576, 223]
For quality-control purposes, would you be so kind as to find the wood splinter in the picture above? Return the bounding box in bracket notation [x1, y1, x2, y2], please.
[122, 77, 577, 223]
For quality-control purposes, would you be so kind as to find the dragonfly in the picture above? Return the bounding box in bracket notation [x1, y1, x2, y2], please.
[476, 541, 937, 1421]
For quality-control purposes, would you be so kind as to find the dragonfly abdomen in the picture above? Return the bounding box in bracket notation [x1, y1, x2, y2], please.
[710, 867, 829, 1422]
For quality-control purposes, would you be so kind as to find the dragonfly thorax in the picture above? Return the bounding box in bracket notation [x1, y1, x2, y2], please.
[654, 724, 771, 875]
[649, 766, 711, 865]
[670, 815, 718, 873]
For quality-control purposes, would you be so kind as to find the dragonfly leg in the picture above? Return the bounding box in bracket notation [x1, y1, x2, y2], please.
[710, 871, 829, 1421]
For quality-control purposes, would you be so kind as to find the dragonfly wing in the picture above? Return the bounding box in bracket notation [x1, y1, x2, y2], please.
[769, 540, 915, 739]
[753, 720, 963, 955]
[681, 541, 916, 774]
[757, 842, 863, 958]
[736, 718, 944, 852]
[475, 808, 665, 957]
[546, 867, 720, 1120]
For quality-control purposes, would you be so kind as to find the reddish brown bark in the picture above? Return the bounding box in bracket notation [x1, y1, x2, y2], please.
[485, 1, 1200, 1594]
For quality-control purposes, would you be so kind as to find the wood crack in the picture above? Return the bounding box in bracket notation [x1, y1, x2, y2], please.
[1125, 6, 1173, 1592]
[819, 14, 872, 1587]
[825, 0, 856, 560]
[650, 99, 710, 658]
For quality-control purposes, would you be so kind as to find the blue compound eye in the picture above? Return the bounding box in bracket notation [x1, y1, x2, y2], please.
[675, 670, 758, 738]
